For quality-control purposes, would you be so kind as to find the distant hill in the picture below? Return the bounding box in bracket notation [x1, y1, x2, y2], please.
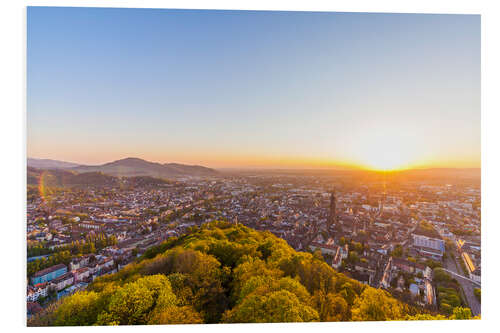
[27, 167, 172, 188]
[71, 157, 218, 178]
[27, 158, 83, 169]
[27, 167, 119, 187]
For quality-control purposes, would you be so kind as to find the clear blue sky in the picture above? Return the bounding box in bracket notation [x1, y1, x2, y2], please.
[27, 7, 480, 169]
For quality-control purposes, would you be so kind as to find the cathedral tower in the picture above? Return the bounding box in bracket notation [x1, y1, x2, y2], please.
[327, 189, 337, 231]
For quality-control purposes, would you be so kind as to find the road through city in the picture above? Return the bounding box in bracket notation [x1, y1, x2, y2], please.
[444, 254, 481, 316]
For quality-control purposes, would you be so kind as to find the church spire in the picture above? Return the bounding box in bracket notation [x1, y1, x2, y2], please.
[327, 188, 336, 232]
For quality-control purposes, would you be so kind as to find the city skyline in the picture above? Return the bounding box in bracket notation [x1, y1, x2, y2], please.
[27, 7, 480, 171]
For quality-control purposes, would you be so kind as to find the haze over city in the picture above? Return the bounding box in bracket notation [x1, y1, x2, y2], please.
[27, 8, 480, 170]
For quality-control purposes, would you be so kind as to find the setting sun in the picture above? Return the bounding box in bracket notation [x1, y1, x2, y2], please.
[354, 145, 418, 171]
[341, 126, 426, 171]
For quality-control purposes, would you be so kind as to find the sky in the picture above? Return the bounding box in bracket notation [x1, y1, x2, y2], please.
[27, 7, 480, 170]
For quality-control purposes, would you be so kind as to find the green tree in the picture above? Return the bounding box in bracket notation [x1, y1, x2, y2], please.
[391, 245, 403, 257]
[311, 290, 349, 321]
[101, 275, 172, 325]
[141, 247, 228, 323]
[223, 290, 319, 323]
[474, 288, 481, 302]
[53, 291, 104, 326]
[450, 307, 472, 320]
[148, 306, 203, 324]
[238, 275, 310, 305]
[351, 288, 403, 321]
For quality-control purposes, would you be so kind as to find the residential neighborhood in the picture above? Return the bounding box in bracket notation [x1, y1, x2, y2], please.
[27, 170, 481, 318]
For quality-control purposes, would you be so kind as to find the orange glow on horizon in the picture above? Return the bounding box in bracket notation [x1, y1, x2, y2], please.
[29, 151, 480, 171]
[29, 121, 480, 171]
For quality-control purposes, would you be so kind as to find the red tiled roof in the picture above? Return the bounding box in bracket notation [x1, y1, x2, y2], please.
[33, 282, 48, 289]
[310, 242, 339, 251]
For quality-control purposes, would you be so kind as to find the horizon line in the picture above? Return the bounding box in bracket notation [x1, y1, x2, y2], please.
[27, 156, 481, 172]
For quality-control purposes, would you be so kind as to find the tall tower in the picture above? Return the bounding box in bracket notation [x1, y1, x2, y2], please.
[378, 192, 386, 217]
[327, 189, 337, 231]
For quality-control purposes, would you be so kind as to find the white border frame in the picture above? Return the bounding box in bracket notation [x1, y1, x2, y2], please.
[1, 1, 499, 332]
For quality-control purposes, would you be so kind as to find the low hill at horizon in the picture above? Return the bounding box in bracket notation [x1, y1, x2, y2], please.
[28, 158, 82, 169]
[28, 157, 219, 178]
[27, 167, 169, 188]
[71, 157, 218, 178]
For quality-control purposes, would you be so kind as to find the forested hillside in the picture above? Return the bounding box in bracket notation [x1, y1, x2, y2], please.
[28, 221, 475, 326]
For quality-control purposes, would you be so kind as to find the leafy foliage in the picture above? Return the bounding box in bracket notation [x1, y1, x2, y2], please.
[28, 221, 471, 326]
[474, 288, 481, 302]
[433, 268, 465, 315]
[351, 288, 404, 321]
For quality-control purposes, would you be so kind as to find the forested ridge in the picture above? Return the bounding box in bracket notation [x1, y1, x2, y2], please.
[28, 221, 475, 326]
